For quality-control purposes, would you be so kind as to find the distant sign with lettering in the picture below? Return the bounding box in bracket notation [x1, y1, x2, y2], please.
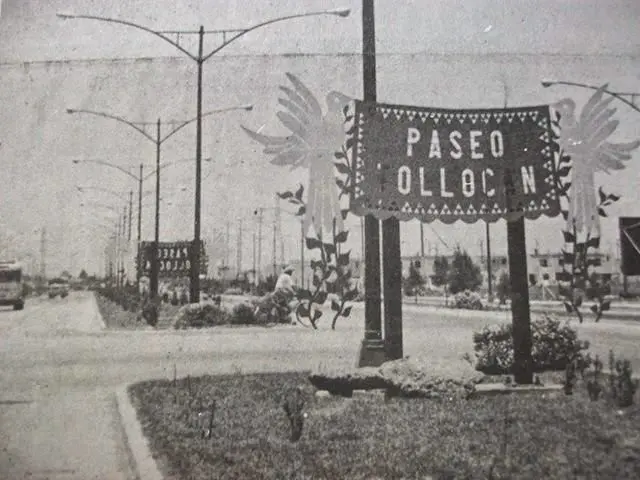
[347, 101, 561, 223]
[137, 241, 207, 278]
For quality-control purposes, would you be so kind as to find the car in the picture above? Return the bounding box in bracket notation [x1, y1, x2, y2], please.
[48, 279, 70, 299]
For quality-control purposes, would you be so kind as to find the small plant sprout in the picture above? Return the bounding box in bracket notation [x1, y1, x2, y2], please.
[282, 386, 306, 442]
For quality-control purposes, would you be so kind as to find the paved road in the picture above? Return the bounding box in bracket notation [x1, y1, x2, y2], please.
[1, 292, 639, 479]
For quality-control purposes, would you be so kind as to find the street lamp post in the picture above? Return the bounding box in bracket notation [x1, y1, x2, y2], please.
[79, 201, 126, 285]
[77, 186, 135, 241]
[58, 7, 350, 303]
[67, 107, 249, 298]
[74, 157, 202, 247]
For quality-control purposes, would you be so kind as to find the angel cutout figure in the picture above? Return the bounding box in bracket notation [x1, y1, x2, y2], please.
[242, 73, 352, 241]
[554, 85, 640, 238]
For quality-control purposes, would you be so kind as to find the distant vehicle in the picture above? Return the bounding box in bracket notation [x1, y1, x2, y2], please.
[0, 261, 25, 310]
[48, 278, 70, 299]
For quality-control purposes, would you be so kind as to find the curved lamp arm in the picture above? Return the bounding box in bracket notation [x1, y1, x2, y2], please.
[56, 13, 197, 60]
[203, 9, 350, 62]
[158, 105, 253, 144]
[72, 159, 140, 181]
[76, 186, 130, 203]
[57, 9, 350, 65]
[66, 108, 156, 143]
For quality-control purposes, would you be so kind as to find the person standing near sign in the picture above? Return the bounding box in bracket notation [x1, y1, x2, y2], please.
[256, 265, 297, 324]
[275, 265, 295, 296]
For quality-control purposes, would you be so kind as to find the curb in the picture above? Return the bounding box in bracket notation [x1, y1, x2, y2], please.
[115, 385, 164, 480]
[89, 291, 107, 330]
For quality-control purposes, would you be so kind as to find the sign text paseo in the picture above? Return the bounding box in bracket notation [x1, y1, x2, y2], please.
[399, 126, 536, 199]
[349, 102, 560, 223]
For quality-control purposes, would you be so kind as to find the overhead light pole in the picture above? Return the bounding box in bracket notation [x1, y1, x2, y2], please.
[58, 7, 350, 303]
[73, 156, 206, 246]
[67, 106, 249, 298]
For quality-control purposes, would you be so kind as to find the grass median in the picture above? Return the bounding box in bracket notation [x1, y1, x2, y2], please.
[129, 370, 640, 479]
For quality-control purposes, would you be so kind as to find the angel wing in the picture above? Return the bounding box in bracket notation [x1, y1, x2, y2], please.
[574, 85, 640, 172]
[241, 72, 325, 170]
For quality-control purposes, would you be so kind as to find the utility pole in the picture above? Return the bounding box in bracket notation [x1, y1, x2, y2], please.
[256, 208, 263, 285]
[225, 221, 230, 269]
[123, 204, 128, 284]
[272, 213, 277, 277]
[138, 164, 143, 244]
[360, 217, 365, 261]
[300, 218, 305, 289]
[276, 197, 284, 268]
[252, 231, 257, 287]
[486, 222, 493, 301]
[128, 190, 133, 242]
[420, 222, 425, 258]
[151, 118, 161, 298]
[116, 216, 121, 288]
[236, 219, 242, 279]
[40, 227, 46, 281]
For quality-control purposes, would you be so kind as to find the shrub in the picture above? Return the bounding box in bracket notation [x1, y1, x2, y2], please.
[496, 272, 510, 305]
[142, 296, 159, 327]
[609, 350, 638, 408]
[471, 314, 590, 374]
[173, 303, 230, 329]
[179, 290, 189, 305]
[230, 302, 258, 325]
[170, 291, 179, 306]
[453, 290, 483, 310]
[254, 290, 293, 324]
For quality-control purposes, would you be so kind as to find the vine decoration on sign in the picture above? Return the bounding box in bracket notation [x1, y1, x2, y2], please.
[244, 73, 359, 329]
[552, 85, 640, 322]
[277, 104, 359, 330]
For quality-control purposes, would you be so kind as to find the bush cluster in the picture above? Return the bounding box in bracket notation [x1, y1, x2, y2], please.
[471, 315, 590, 374]
[172, 298, 290, 329]
[230, 302, 258, 325]
[98, 286, 142, 312]
[453, 290, 483, 310]
[253, 290, 294, 325]
[173, 303, 230, 329]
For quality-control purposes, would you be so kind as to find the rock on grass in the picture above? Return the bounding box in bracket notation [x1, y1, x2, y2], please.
[309, 357, 484, 399]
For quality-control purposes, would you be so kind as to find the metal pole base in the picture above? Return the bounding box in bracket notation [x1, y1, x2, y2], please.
[357, 338, 386, 368]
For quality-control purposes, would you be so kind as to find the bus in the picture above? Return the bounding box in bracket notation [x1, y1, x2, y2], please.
[0, 261, 25, 310]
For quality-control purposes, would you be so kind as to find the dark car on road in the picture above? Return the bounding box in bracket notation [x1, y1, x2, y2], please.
[48, 278, 70, 299]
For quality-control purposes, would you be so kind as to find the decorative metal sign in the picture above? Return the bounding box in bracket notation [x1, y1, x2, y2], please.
[137, 241, 207, 278]
[554, 87, 640, 238]
[347, 101, 561, 223]
[619, 217, 640, 276]
[242, 73, 352, 241]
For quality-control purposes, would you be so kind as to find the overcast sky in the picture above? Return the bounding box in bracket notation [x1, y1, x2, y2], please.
[0, 0, 639, 277]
